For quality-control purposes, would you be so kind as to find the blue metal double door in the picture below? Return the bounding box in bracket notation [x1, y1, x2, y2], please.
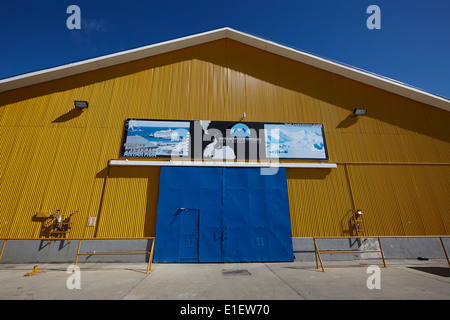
[154, 167, 294, 263]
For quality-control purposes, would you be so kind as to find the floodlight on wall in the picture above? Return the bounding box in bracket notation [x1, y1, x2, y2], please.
[353, 108, 367, 116]
[74, 100, 89, 109]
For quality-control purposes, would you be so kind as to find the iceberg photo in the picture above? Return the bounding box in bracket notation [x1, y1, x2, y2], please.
[264, 123, 327, 159]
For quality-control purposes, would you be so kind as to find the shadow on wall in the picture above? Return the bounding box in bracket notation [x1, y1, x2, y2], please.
[340, 209, 358, 236]
[286, 168, 332, 180]
[336, 114, 358, 129]
[94, 165, 160, 237]
[32, 216, 54, 238]
[52, 108, 85, 123]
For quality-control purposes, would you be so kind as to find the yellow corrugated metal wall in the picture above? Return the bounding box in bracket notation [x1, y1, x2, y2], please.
[1, 39, 449, 238]
[347, 164, 449, 236]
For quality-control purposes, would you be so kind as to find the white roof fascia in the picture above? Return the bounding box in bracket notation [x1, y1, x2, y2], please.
[109, 159, 338, 169]
[0, 28, 228, 93]
[0, 27, 448, 112]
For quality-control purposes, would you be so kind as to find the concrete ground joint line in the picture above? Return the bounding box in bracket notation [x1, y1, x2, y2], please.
[263, 263, 308, 300]
[119, 270, 152, 300]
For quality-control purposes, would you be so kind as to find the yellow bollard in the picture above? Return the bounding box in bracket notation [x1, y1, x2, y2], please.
[24, 265, 44, 277]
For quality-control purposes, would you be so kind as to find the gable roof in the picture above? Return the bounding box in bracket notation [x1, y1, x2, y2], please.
[1, 27, 449, 112]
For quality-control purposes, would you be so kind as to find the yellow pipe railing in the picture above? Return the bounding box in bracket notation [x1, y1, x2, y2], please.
[1, 236, 448, 273]
[313, 235, 449, 272]
[0, 237, 155, 274]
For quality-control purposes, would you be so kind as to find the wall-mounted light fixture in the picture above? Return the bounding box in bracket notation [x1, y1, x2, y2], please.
[74, 100, 89, 109]
[353, 108, 367, 116]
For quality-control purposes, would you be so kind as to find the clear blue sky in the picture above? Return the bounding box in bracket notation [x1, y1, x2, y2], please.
[1, 0, 449, 99]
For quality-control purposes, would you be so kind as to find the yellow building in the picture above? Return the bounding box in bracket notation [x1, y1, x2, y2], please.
[1, 28, 449, 262]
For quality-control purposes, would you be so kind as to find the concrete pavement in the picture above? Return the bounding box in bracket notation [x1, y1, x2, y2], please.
[0, 259, 449, 301]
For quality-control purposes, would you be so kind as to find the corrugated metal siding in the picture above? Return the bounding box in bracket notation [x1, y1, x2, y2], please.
[347, 164, 449, 236]
[1, 39, 449, 238]
[287, 166, 354, 237]
[98, 166, 160, 238]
